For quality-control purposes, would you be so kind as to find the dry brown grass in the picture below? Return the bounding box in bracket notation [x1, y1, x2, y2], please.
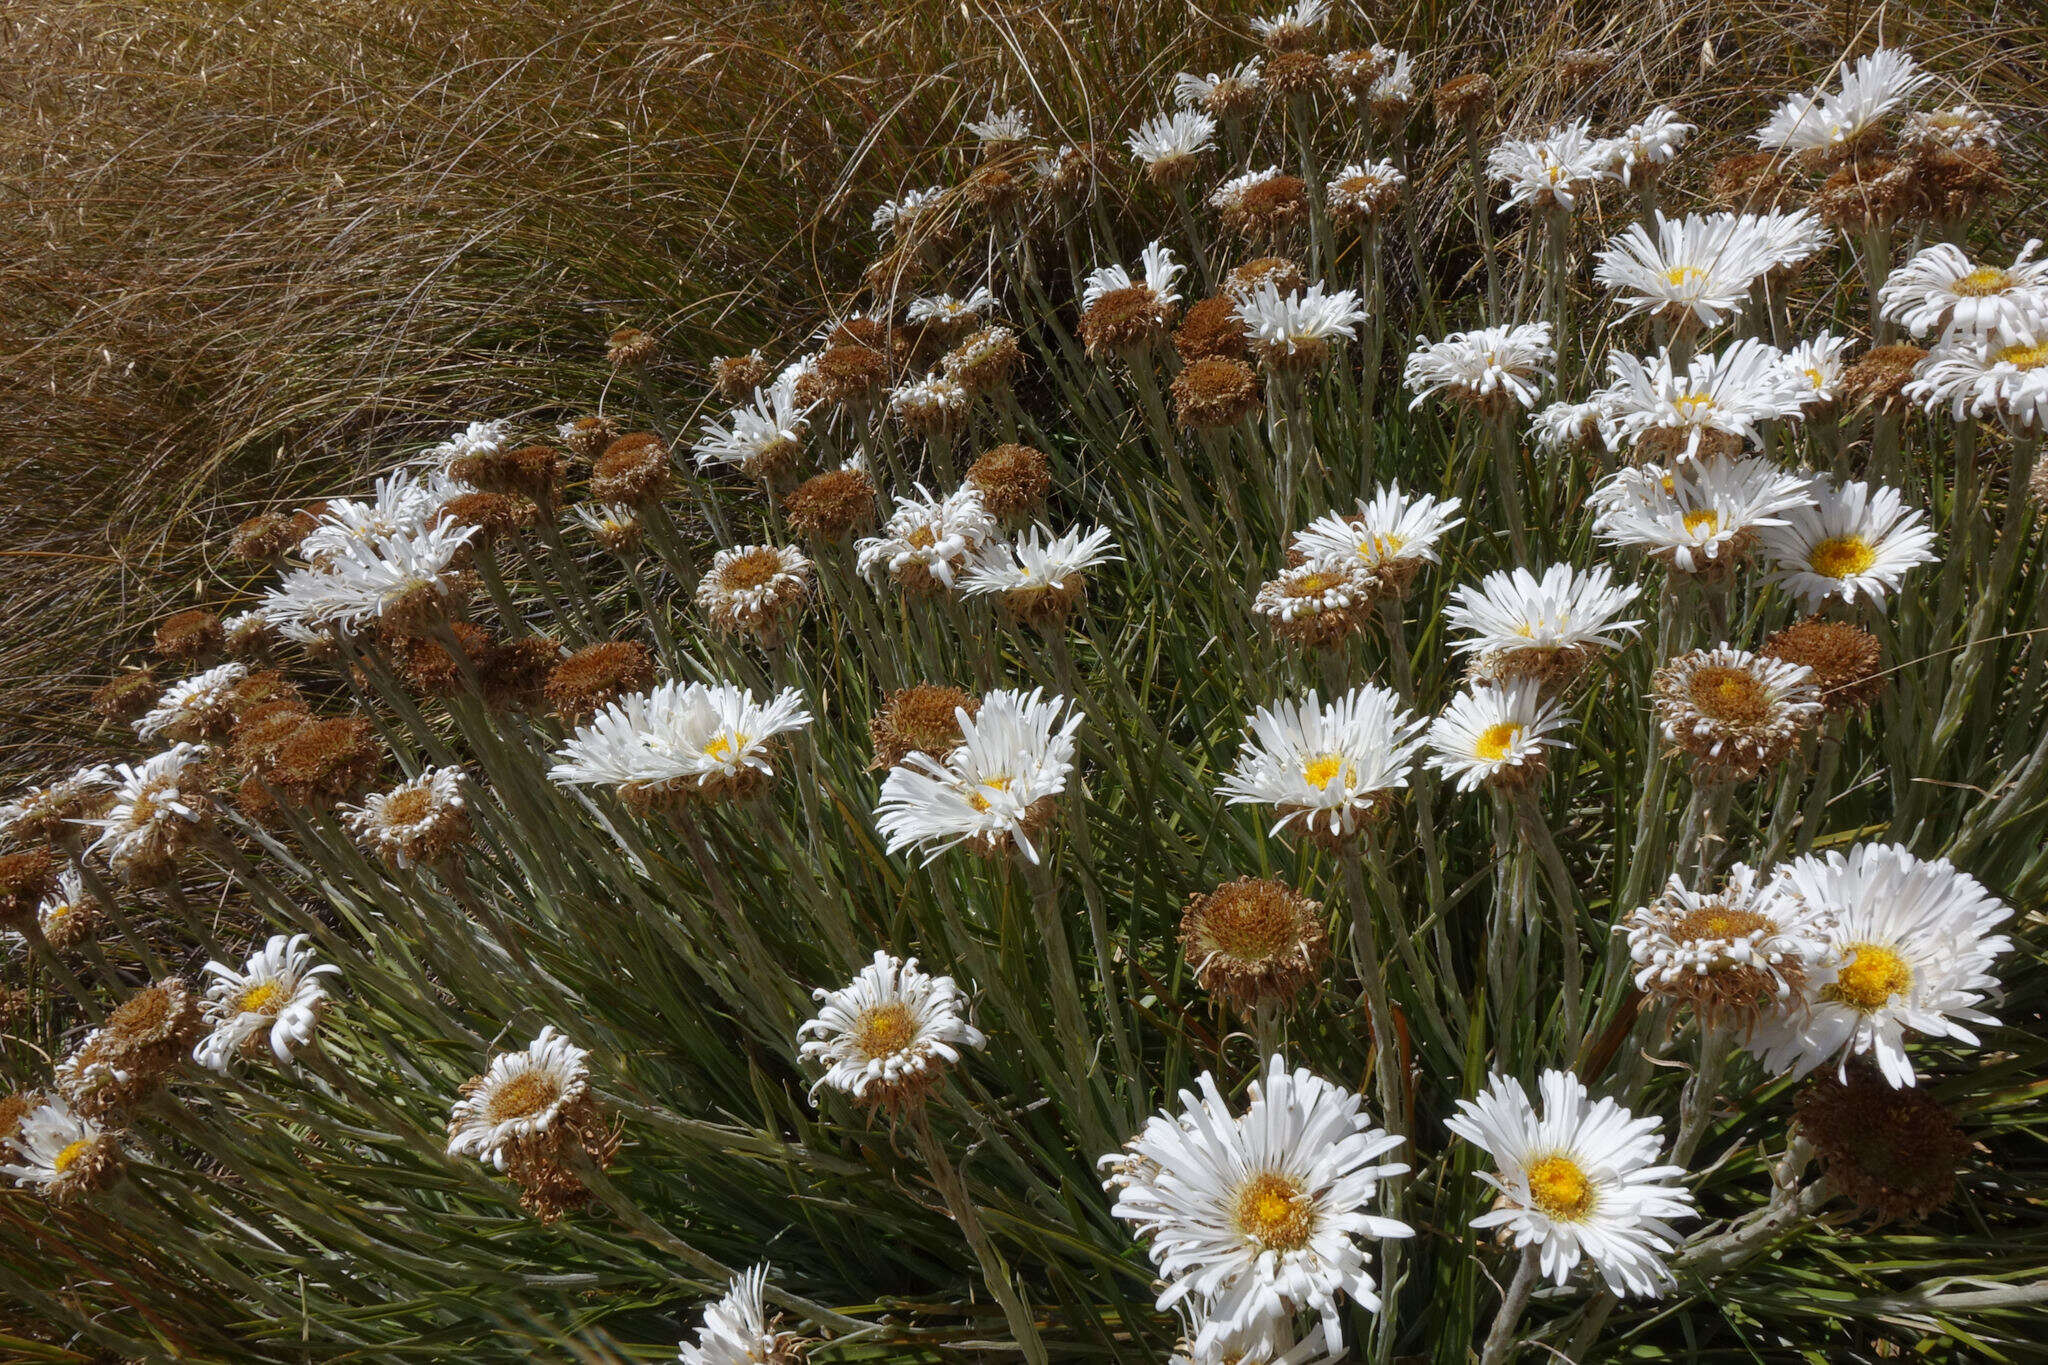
[2, 0, 2040, 781]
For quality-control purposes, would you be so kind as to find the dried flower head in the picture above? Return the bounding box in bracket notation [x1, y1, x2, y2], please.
[870, 684, 980, 772]
[1254, 557, 1380, 648]
[1080, 243, 1184, 357]
[342, 767, 471, 868]
[91, 669, 158, 723]
[1172, 357, 1264, 428]
[1326, 160, 1406, 227]
[450, 444, 561, 503]
[1624, 865, 1833, 1026]
[266, 717, 384, 808]
[591, 433, 672, 504]
[962, 163, 1022, 214]
[697, 545, 813, 644]
[1262, 49, 1327, 97]
[0, 848, 60, 930]
[152, 609, 224, 663]
[797, 344, 891, 411]
[439, 490, 537, 545]
[0, 766, 114, 847]
[1180, 876, 1327, 1012]
[965, 443, 1053, 520]
[1432, 72, 1496, 127]
[1814, 158, 1923, 232]
[1212, 168, 1309, 239]
[1762, 618, 1885, 714]
[711, 350, 774, 403]
[940, 325, 1023, 394]
[229, 511, 304, 562]
[88, 745, 216, 885]
[1654, 646, 1822, 781]
[559, 414, 622, 463]
[607, 326, 661, 367]
[1175, 295, 1253, 363]
[448, 1026, 618, 1221]
[545, 641, 656, 723]
[572, 502, 644, 555]
[1708, 152, 1796, 212]
[1555, 47, 1616, 88]
[1796, 1064, 1971, 1221]
[784, 466, 878, 540]
[479, 635, 560, 712]
[56, 979, 204, 1119]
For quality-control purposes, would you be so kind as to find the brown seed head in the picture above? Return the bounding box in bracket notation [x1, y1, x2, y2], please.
[1176, 294, 1252, 363]
[229, 512, 301, 562]
[942, 326, 1024, 395]
[0, 848, 59, 930]
[870, 684, 980, 771]
[1172, 357, 1264, 429]
[1080, 284, 1178, 358]
[1227, 257, 1307, 298]
[267, 717, 384, 807]
[1763, 618, 1884, 714]
[1224, 176, 1310, 240]
[1432, 72, 1496, 127]
[451, 444, 562, 502]
[1814, 157, 1924, 232]
[591, 433, 672, 504]
[229, 698, 316, 776]
[546, 641, 655, 722]
[798, 344, 892, 410]
[1555, 47, 1616, 89]
[439, 491, 538, 544]
[966, 443, 1053, 520]
[481, 636, 562, 711]
[711, 351, 775, 402]
[784, 467, 878, 540]
[1797, 1064, 1971, 1222]
[1180, 876, 1328, 1012]
[152, 609, 224, 663]
[1263, 50, 1327, 97]
[963, 164, 1023, 214]
[1912, 144, 2004, 221]
[1841, 344, 1931, 411]
[1707, 152, 1796, 211]
[1326, 48, 1390, 98]
[91, 669, 158, 723]
[606, 326, 661, 367]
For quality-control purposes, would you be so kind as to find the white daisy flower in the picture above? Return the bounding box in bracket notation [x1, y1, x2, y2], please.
[964, 106, 1033, 144]
[1598, 105, 1694, 185]
[572, 502, 642, 550]
[693, 378, 811, 475]
[1601, 337, 1809, 459]
[261, 521, 477, 634]
[1403, 322, 1555, 410]
[906, 286, 1000, 327]
[1216, 686, 1426, 841]
[1878, 239, 2048, 347]
[1082, 240, 1185, 310]
[1424, 680, 1571, 793]
[1233, 282, 1368, 367]
[1104, 1055, 1410, 1356]
[1, 1096, 120, 1200]
[1747, 843, 2013, 1088]
[1904, 335, 2048, 430]
[548, 681, 812, 805]
[873, 687, 1082, 864]
[959, 524, 1120, 614]
[298, 469, 471, 561]
[855, 485, 997, 591]
[1325, 159, 1405, 220]
[1291, 485, 1464, 591]
[1530, 398, 1621, 454]
[1169, 1309, 1341, 1365]
[0, 764, 112, 845]
[1446, 1070, 1695, 1297]
[1591, 455, 1816, 574]
[887, 374, 972, 430]
[1126, 111, 1218, 171]
[446, 1026, 590, 1170]
[1782, 331, 1855, 407]
[1901, 105, 2002, 150]
[1368, 48, 1414, 110]
[677, 1264, 803, 1365]
[1756, 47, 1928, 156]
[133, 661, 248, 743]
[421, 418, 511, 472]
[1172, 61, 1263, 113]
[696, 544, 812, 639]
[1444, 564, 1644, 673]
[1624, 864, 1834, 1015]
[798, 951, 986, 1107]
[1487, 120, 1613, 214]
[1744, 207, 1832, 275]
[1592, 211, 1779, 329]
[1249, 0, 1329, 46]
[194, 933, 341, 1071]
[1759, 476, 1936, 608]
[84, 744, 213, 878]
[872, 186, 944, 235]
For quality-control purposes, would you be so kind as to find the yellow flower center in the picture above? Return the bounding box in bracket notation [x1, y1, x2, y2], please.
[54, 1138, 93, 1175]
[1292, 573, 1337, 595]
[1474, 721, 1522, 762]
[1995, 342, 2048, 370]
[1301, 753, 1352, 788]
[718, 550, 783, 591]
[1951, 266, 2013, 297]
[853, 1002, 919, 1059]
[484, 1071, 562, 1124]
[1803, 366, 1827, 391]
[1688, 664, 1769, 724]
[1662, 265, 1705, 288]
[1808, 534, 1878, 579]
[967, 773, 1013, 812]
[1681, 509, 1722, 539]
[703, 731, 749, 763]
[1232, 1171, 1316, 1251]
[237, 981, 284, 1016]
[1824, 943, 1912, 1012]
[906, 526, 938, 550]
[1358, 532, 1407, 561]
[1672, 392, 1715, 417]
[1526, 1154, 1596, 1220]
[1675, 905, 1772, 944]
